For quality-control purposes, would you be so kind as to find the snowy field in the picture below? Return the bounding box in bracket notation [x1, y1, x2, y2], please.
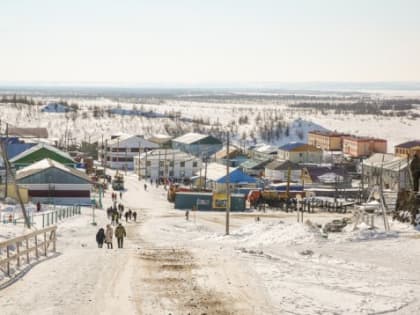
[0, 90, 419, 150]
[1, 171, 420, 314]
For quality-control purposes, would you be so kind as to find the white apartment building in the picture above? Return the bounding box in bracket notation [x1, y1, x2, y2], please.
[133, 149, 202, 180]
[100, 134, 159, 170]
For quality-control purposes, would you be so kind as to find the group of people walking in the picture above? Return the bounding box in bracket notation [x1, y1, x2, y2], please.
[96, 223, 126, 249]
[95, 189, 136, 249]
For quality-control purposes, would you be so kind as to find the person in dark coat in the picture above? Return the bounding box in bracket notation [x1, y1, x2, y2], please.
[125, 211, 129, 222]
[115, 223, 127, 248]
[96, 228, 106, 248]
[36, 201, 41, 212]
[133, 211, 137, 222]
[410, 153, 420, 192]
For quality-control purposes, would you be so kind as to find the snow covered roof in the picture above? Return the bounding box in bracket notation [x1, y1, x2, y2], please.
[363, 153, 408, 171]
[254, 144, 278, 154]
[214, 145, 242, 159]
[108, 134, 160, 148]
[279, 142, 307, 151]
[240, 158, 271, 170]
[173, 133, 221, 145]
[198, 162, 237, 181]
[10, 143, 75, 163]
[136, 149, 196, 161]
[16, 158, 91, 182]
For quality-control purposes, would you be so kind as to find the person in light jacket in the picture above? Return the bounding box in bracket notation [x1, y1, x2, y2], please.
[105, 224, 113, 249]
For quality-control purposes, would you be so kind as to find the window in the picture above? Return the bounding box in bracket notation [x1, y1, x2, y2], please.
[192, 161, 198, 167]
[131, 148, 140, 152]
[146, 161, 151, 166]
[180, 161, 185, 167]
[159, 161, 164, 167]
[169, 161, 174, 167]
[169, 171, 174, 177]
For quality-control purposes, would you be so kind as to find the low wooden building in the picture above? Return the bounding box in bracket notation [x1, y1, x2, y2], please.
[264, 160, 302, 182]
[362, 153, 410, 191]
[278, 142, 322, 164]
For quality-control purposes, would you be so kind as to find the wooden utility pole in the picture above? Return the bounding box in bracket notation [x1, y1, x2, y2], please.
[5, 123, 9, 198]
[226, 132, 230, 235]
[138, 141, 141, 180]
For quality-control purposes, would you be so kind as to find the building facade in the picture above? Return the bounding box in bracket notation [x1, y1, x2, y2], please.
[172, 133, 223, 157]
[394, 140, 420, 158]
[133, 149, 202, 180]
[342, 136, 387, 158]
[278, 143, 323, 164]
[308, 131, 350, 151]
[16, 158, 92, 205]
[264, 160, 302, 182]
[362, 153, 410, 191]
[101, 135, 159, 170]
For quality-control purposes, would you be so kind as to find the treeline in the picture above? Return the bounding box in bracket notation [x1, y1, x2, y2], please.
[0, 94, 40, 106]
[290, 99, 420, 115]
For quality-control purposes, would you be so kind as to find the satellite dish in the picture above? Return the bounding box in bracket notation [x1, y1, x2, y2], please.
[373, 191, 380, 200]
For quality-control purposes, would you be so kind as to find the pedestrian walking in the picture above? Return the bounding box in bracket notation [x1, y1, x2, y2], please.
[133, 211, 137, 222]
[105, 224, 113, 249]
[36, 201, 41, 212]
[144, 183, 147, 191]
[125, 211, 129, 222]
[185, 209, 190, 221]
[96, 228, 105, 248]
[128, 209, 132, 220]
[120, 191, 123, 199]
[115, 223, 127, 248]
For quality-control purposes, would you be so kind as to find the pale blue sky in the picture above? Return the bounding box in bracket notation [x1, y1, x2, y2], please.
[0, 0, 419, 85]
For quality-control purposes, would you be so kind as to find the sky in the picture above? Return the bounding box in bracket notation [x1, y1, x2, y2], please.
[0, 0, 419, 85]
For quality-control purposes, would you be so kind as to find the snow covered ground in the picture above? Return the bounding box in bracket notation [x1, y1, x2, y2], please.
[1, 171, 420, 314]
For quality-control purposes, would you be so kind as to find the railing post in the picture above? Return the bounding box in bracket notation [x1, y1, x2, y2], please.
[16, 242, 20, 268]
[44, 232, 47, 256]
[42, 213, 45, 228]
[52, 229, 56, 252]
[35, 234, 39, 259]
[6, 246, 10, 276]
[26, 238, 30, 264]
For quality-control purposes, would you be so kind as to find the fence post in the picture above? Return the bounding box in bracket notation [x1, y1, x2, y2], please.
[44, 232, 47, 256]
[52, 229, 56, 252]
[35, 235, 39, 258]
[26, 238, 30, 264]
[16, 242, 20, 268]
[6, 246, 10, 276]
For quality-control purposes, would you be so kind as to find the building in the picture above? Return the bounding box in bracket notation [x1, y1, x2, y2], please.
[147, 134, 173, 148]
[301, 166, 351, 188]
[240, 158, 271, 177]
[250, 144, 279, 160]
[8, 127, 49, 139]
[16, 158, 92, 205]
[308, 130, 350, 151]
[101, 134, 159, 170]
[394, 140, 420, 158]
[199, 162, 256, 192]
[342, 136, 387, 158]
[10, 143, 76, 169]
[172, 133, 222, 157]
[278, 142, 322, 164]
[213, 145, 248, 167]
[133, 149, 201, 180]
[264, 160, 302, 182]
[362, 153, 410, 190]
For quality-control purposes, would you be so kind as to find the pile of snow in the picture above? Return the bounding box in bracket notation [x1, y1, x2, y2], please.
[214, 221, 323, 247]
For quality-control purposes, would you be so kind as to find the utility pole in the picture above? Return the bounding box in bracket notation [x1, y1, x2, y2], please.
[5, 122, 8, 198]
[226, 132, 230, 235]
[138, 141, 141, 180]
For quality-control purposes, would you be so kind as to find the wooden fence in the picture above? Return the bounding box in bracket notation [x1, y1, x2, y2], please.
[0, 226, 57, 277]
